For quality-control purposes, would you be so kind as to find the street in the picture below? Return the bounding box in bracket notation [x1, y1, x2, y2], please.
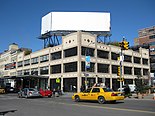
[0, 93, 155, 116]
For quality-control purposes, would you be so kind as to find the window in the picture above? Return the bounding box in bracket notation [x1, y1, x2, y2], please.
[111, 52, 119, 60]
[40, 66, 49, 75]
[92, 88, 100, 93]
[134, 68, 141, 75]
[97, 63, 109, 73]
[64, 47, 77, 57]
[64, 62, 77, 72]
[149, 35, 155, 39]
[40, 54, 49, 63]
[143, 69, 148, 75]
[31, 68, 38, 75]
[142, 58, 148, 65]
[97, 50, 109, 59]
[83, 88, 92, 93]
[149, 42, 155, 46]
[81, 47, 95, 57]
[102, 88, 113, 92]
[112, 65, 118, 74]
[81, 62, 95, 72]
[51, 64, 61, 74]
[51, 51, 61, 60]
[124, 55, 132, 63]
[24, 69, 30, 75]
[124, 67, 132, 75]
[17, 70, 22, 76]
[134, 57, 141, 64]
[31, 57, 38, 64]
[24, 59, 30, 66]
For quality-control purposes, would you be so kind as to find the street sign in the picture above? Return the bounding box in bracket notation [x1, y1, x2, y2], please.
[86, 56, 90, 68]
[56, 78, 60, 83]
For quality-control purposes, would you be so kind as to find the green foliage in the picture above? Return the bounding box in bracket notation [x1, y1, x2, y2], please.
[107, 41, 120, 46]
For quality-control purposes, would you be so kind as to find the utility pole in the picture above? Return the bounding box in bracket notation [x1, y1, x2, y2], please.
[118, 37, 129, 92]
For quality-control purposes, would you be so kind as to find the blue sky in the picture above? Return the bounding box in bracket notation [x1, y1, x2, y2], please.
[0, 0, 155, 52]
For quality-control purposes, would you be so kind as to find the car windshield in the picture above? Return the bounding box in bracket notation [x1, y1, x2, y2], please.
[102, 88, 113, 92]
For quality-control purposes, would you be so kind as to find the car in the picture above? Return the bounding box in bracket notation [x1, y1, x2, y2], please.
[118, 84, 136, 93]
[18, 88, 41, 98]
[39, 88, 52, 97]
[72, 87, 124, 104]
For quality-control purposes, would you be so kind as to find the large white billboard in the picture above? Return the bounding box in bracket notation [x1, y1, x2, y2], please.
[41, 12, 110, 35]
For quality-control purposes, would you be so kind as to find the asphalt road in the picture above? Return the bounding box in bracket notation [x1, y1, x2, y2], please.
[0, 93, 155, 116]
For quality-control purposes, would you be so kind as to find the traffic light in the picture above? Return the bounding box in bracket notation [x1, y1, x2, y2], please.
[122, 40, 129, 50]
[117, 77, 124, 81]
[117, 66, 120, 76]
[119, 42, 123, 48]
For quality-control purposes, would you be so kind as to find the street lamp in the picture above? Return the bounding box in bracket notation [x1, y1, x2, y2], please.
[85, 42, 95, 90]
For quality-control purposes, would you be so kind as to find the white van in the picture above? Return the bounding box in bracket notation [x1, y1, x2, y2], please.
[118, 84, 136, 93]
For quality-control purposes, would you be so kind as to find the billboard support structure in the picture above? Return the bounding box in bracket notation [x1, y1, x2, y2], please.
[38, 31, 112, 48]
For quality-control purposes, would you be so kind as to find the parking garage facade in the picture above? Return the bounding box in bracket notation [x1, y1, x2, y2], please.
[0, 31, 150, 92]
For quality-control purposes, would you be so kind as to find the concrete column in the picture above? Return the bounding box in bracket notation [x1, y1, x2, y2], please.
[77, 31, 82, 92]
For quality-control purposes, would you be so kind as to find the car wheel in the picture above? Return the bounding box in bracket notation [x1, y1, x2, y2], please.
[98, 96, 105, 104]
[75, 95, 80, 102]
[48, 95, 52, 98]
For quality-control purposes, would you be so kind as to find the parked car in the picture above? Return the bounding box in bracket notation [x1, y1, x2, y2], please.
[72, 87, 124, 104]
[18, 88, 41, 98]
[118, 84, 136, 93]
[39, 88, 52, 97]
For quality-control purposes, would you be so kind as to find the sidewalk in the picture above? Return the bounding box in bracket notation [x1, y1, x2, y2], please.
[125, 93, 155, 100]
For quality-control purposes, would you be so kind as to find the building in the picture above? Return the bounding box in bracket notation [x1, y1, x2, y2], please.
[0, 31, 150, 92]
[134, 26, 155, 85]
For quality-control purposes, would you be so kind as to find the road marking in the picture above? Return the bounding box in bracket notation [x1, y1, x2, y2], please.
[57, 102, 155, 114]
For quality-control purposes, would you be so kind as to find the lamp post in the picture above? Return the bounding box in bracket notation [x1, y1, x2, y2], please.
[85, 42, 95, 90]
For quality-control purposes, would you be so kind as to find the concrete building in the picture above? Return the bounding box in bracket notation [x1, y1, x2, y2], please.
[134, 26, 155, 85]
[0, 31, 150, 92]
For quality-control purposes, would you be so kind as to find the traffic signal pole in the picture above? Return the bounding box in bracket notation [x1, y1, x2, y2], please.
[119, 49, 123, 92]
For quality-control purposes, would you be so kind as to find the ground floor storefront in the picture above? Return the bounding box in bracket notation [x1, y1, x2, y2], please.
[49, 77, 136, 92]
[1, 75, 48, 92]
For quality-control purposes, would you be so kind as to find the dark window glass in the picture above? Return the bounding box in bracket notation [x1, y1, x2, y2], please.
[124, 55, 132, 63]
[111, 52, 119, 60]
[97, 50, 109, 59]
[24, 70, 30, 75]
[97, 63, 109, 73]
[17, 61, 23, 67]
[142, 58, 148, 65]
[81, 62, 95, 72]
[81, 47, 95, 57]
[112, 65, 118, 74]
[134, 68, 141, 75]
[31, 68, 38, 75]
[102, 88, 113, 92]
[51, 64, 61, 74]
[92, 88, 100, 93]
[64, 62, 77, 72]
[40, 55, 49, 63]
[143, 69, 148, 75]
[64, 47, 77, 58]
[51, 51, 61, 60]
[40, 66, 49, 75]
[83, 88, 92, 93]
[124, 67, 132, 74]
[31, 57, 38, 64]
[134, 57, 141, 64]
[24, 59, 30, 66]
[149, 35, 155, 39]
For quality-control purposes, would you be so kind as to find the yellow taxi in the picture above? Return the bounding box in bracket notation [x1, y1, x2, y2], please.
[72, 87, 124, 104]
